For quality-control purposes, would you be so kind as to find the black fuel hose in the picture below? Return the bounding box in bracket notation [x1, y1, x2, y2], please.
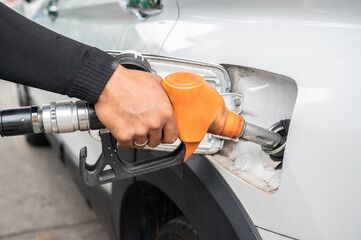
[0, 106, 37, 136]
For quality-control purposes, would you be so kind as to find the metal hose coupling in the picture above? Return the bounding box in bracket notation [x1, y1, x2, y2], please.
[38, 101, 89, 133]
[38, 100, 103, 134]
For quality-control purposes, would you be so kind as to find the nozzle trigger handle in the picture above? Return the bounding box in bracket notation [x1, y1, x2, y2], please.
[79, 131, 185, 187]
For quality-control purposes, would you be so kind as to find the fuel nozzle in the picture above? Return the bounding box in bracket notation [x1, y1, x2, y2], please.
[162, 72, 287, 161]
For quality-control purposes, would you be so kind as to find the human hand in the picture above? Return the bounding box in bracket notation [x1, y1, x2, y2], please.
[94, 65, 178, 149]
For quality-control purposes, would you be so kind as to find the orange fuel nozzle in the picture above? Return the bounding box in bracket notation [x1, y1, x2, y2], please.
[162, 72, 245, 161]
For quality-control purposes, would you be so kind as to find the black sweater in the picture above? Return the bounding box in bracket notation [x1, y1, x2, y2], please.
[0, 3, 118, 104]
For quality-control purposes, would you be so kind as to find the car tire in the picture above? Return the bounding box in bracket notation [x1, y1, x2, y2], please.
[156, 216, 199, 240]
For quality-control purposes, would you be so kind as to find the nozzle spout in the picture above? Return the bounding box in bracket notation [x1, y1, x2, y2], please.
[240, 122, 285, 149]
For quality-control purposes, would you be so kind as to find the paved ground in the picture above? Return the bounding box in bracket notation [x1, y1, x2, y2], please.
[0, 81, 110, 240]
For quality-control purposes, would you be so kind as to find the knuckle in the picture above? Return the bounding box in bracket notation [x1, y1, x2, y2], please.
[163, 110, 173, 120]
[153, 74, 163, 83]
[164, 135, 178, 144]
[147, 143, 156, 148]
[135, 128, 147, 137]
[170, 135, 178, 143]
[117, 133, 132, 143]
[149, 120, 162, 130]
[148, 141, 160, 148]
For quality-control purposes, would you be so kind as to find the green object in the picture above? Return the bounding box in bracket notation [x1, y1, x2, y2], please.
[127, 0, 156, 9]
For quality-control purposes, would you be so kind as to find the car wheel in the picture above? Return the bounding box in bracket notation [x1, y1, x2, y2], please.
[156, 216, 199, 240]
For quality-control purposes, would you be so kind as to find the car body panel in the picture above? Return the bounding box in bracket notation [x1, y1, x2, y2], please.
[33, 0, 178, 53]
[257, 228, 294, 240]
[159, 0, 361, 239]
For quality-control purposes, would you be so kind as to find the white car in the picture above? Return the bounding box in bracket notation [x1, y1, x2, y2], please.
[18, 0, 361, 239]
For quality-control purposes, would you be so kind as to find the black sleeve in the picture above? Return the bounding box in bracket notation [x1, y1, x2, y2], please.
[0, 3, 119, 104]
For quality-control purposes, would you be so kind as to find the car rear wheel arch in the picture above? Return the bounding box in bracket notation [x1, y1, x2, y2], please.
[114, 153, 261, 240]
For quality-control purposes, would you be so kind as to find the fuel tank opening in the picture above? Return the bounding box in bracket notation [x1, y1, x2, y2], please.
[262, 119, 290, 169]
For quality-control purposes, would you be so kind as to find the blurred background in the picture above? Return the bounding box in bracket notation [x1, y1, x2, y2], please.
[0, 1, 109, 239]
[0, 82, 109, 240]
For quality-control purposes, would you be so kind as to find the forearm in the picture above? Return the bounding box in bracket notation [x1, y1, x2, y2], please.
[0, 3, 118, 103]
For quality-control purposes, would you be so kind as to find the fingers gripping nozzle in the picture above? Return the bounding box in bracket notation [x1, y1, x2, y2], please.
[162, 72, 286, 161]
